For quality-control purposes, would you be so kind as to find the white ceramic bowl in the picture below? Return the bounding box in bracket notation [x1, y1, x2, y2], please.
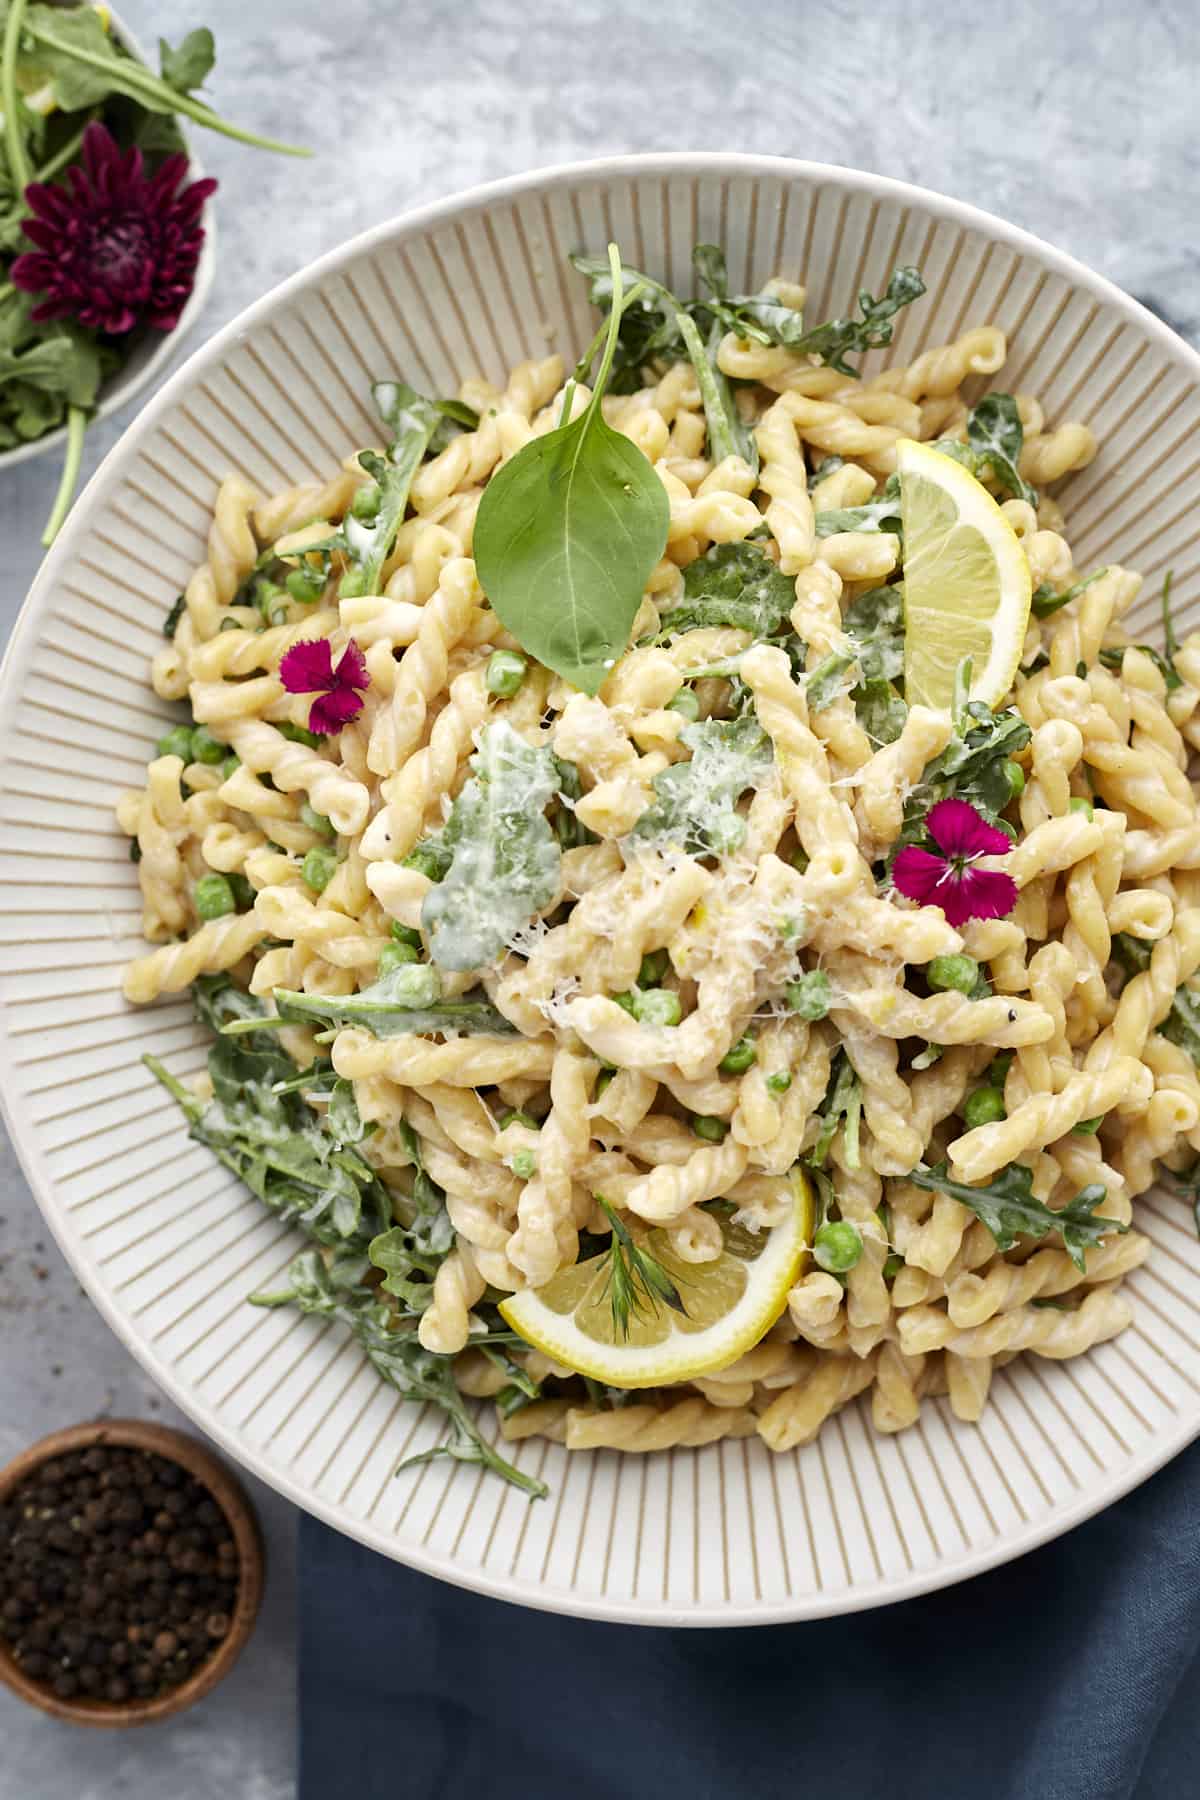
[2, 154, 1199, 1626]
[0, 6, 215, 472]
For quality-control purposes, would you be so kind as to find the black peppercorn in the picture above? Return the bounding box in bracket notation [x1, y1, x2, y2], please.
[0, 1444, 240, 1705]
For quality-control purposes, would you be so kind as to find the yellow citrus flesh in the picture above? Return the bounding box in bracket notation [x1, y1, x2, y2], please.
[499, 1170, 812, 1388]
[899, 437, 1032, 714]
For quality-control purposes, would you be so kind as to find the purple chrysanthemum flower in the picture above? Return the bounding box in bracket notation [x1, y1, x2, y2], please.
[11, 123, 217, 336]
[279, 638, 370, 736]
[892, 797, 1019, 927]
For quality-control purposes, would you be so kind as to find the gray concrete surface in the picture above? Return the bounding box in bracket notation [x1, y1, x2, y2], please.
[0, 0, 1196, 1793]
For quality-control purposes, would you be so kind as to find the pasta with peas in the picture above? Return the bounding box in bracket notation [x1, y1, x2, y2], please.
[124, 240, 1199, 1498]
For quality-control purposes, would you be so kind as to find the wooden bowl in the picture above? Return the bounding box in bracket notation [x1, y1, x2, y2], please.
[0, 1419, 263, 1727]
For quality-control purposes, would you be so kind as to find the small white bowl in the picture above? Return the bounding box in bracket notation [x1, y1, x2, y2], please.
[0, 5, 215, 472]
[2, 153, 1199, 1627]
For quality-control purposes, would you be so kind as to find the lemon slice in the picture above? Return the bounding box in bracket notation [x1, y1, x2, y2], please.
[899, 437, 1032, 713]
[499, 1171, 812, 1388]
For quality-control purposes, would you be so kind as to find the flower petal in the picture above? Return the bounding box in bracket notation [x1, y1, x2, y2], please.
[280, 638, 336, 694]
[926, 796, 1012, 858]
[936, 867, 1019, 927]
[334, 639, 370, 694]
[309, 687, 366, 735]
[891, 846, 950, 907]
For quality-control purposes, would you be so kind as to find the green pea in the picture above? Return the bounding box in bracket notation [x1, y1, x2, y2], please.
[390, 922, 423, 948]
[285, 566, 326, 603]
[613, 990, 638, 1017]
[221, 754, 241, 782]
[406, 846, 446, 880]
[350, 483, 382, 522]
[719, 1036, 757, 1075]
[193, 873, 236, 920]
[300, 803, 335, 839]
[988, 1050, 1015, 1086]
[634, 988, 682, 1028]
[156, 724, 194, 763]
[963, 1085, 1007, 1129]
[638, 949, 670, 987]
[1069, 796, 1094, 819]
[379, 963, 440, 1008]
[499, 1109, 539, 1132]
[228, 873, 255, 912]
[302, 847, 339, 893]
[785, 970, 831, 1020]
[279, 722, 322, 748]
[1004, 758, 1026, 799]
[339, 567, 367, 598]
[190, 725, 225, 766]
[926, 953, 981, 996]
[511, 1149, 537, 1180]
[666, 687, 700, 720]
[378, 941, 419, 974]
[813, 1220, 863, 1274]
[691, 1114, 728, 1143]
[883, 1253, 904, 1282]
[1073, 1115, 1103, 1135]
[486, 650, 528, 698]
[765, 1071, 792, 1093]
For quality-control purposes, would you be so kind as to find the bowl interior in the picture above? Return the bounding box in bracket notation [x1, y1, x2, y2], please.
[2, 155, 1200, 1625]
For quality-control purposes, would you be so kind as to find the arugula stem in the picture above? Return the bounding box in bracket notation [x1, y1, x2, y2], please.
[41, 404, 88, 546]
[25, 22, 310, 157]
[32, 115, 92, 186]
[1, 0, 31, 194]
[571, 278, 648, 385]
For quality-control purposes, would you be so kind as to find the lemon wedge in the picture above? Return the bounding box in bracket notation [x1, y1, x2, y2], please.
[499, 1171, 812, 1388]
[899, 437, 1032, 713]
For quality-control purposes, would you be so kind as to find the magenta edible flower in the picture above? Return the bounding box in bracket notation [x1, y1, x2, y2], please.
[11, 123, 217, 336]
[279, 638, 369, 735]
[891, 797, 1018, 927]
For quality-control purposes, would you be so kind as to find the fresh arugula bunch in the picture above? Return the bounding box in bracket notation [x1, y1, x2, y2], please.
[146, 980, 391, 1252]
[251, 1248, 546, 1498]
[906, 1163, 1125, 1272]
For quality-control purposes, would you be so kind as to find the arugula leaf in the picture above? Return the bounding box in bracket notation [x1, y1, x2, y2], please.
[675, 308, 757, 473]
[475, 246, 670, 692]
[22, 5, 305, 155]
[568, 251, 687, 391]
[162, 594, 186, 639]
[146, 985, 392, 1252]
[854, 678, 908, 745]
[788, 268, 926, 378]
[1098, 642, 1183, 692]
[896, 703, 1031, 850]
[808, 455, 845, 491]
[421, 723, 562, 970]
[964, 393, 1038, 507]
[842, 582, 905, 682]
[633, 714, 772, 855]
[339, 381, 441, 594]
[158, 27, 215, 93]
[271, 963, 515, 1038]
[1031, 567, 1109, 619]
[814, 475, 902, 540]
[1112, 934, 1200, 1065]
[655, 540, 796, 640]
[811, 1052, 862, 1169]
[805, 650, 857, 712]
[0, 326, 103, 409]
[690, 242, 808, 348]
[907, 1162, 1125, 1272]
[250, 1249, 545, 1498]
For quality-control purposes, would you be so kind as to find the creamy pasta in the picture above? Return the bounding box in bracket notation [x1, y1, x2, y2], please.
[124, 243, 1200, 1495]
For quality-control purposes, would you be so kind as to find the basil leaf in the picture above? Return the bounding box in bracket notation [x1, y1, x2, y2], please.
[966, 394, 1038, 507]
[421, 723, 562, 971]
[907, 1162, 1125, 1273]
[656, 540, 795, 640]
[634, 715, 772, 855]
[475, 248, 670, 692]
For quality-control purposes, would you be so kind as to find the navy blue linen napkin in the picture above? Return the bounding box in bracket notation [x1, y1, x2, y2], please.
[299, 1437, 1200, 1800]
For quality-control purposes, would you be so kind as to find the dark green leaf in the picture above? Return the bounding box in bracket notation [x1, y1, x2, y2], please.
[811, 1052, 862, 1169]
[272, 964, 515, 1038]
[906, 1162, 1125, 1272]
[853, 677, 908, 745]
[842, 581, 905, 681]
[788, 268, 926, 378]
[675, 309, 757, 473]
[965, 394, 1038, 507]
[805, 650, 857, 712]
[896, 703, 1032, 852]
[655, 540, 796, 640]
[1113, 934, 1200, 1065]
[815, 476, 902, 539]
[338, 382, 441, 593]
[475, 249, 670, 692]
[1030, 567, 1108, 619]
[162, 594, 186, 639]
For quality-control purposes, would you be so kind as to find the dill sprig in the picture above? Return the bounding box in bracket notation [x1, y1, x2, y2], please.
[596, 1197, 688, 1339]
